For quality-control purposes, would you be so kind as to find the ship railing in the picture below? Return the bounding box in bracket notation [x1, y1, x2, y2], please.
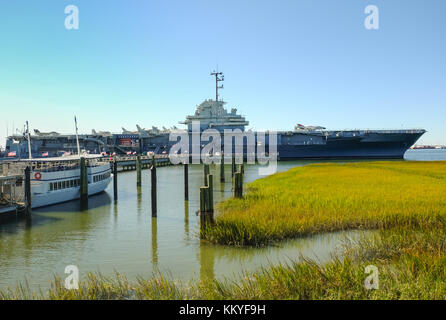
[104, 155, 170, 162]
[321, 129, 426, 135]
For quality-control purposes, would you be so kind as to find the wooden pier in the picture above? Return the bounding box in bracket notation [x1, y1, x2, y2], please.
[104, 155, 172, 172]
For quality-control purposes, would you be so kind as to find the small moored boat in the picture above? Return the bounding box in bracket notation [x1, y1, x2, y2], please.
[22, 155, 111, 208]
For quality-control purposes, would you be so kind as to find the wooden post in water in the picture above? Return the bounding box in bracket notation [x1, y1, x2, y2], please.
[199, 176, 214, 236]
[113, 158, 118, 201]
[24, 166, 32, 216]
[80, 157, 88, 208]
[199, 186, 207, 214]
[234, 171, 243, 198]
[204, 164, 210, 186]
[231, 153, 236, 177]
[220, 153, 225, 182]
[239, 167, 244, 197]
[184, 163, 189, 201]
[136, 155, 142, 187]
[207, 174, 213, 213]
[151, 156, 157, 217]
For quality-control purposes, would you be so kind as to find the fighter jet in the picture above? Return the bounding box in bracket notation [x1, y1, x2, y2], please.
[306, 126, 326, 131]
[122, 127, 139, 135]
[34, 129, 60, 136]
[92, 129, 112, 137]
[295, 124, 326, 131]
[136, 125, 150, 137]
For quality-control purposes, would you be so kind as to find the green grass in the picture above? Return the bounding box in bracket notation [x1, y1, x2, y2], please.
[201, 161, 446, 246]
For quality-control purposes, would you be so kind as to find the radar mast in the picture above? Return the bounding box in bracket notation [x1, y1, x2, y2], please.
[210, 71, 224, 102]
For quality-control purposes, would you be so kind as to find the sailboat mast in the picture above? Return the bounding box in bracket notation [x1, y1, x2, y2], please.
[26, 121, 32, 160]
[75, 116, 81, 156]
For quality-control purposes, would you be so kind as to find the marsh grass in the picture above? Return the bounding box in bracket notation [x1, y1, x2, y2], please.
[2, 161, 445, 300]
[201, 161, 446, 246]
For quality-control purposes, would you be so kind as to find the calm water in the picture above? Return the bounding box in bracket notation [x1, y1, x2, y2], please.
[0, 149, 444, 290]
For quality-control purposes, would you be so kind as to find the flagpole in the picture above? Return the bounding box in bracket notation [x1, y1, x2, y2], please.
[26, 121, 32, 160]
[75, 116, 81, 156]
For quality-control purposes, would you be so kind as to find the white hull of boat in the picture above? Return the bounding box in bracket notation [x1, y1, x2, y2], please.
[31, 178, 111, 208]
[30, 164, 111, 209]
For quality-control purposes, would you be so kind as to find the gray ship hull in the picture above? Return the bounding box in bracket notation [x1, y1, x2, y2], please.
[277, 130, 425, 159]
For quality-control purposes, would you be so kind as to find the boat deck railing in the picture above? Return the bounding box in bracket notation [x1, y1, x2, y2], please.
[0, 158, 113, 176]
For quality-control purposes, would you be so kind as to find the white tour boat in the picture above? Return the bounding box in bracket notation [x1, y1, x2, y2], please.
[23, 155, 112, 208]
[19, 118, 112, 208]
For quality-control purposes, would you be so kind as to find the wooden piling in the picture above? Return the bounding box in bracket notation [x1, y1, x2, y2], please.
[80, 157, 88, 208]
[199, 181, 214, 235]
[234, 171, 243, 198]
[239, 168, 244, 196]
[233, 172, 238, 198]
[184, 163, 189, 201]
[238, 164, 244, 175]
[113, 159, 118, 201]
[220, 153, 225, 182]
[207, 174, 214, 213]
[200, 186, 207, 214]
[151, 157, 157, 217]
[204, 164, 210, 186]
[24, 166, 32, 215]
[136, 155, 142, 187]
[231, 153, 236, 177]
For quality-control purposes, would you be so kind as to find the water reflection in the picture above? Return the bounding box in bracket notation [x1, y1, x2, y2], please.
[151, 217, 158, 267]
[200, 241, 215, 281]
[184, 201, 189, 239]
[36, 192, 112, 213]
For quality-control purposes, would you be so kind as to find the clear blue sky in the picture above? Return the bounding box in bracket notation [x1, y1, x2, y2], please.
[0, 0, 445, 147]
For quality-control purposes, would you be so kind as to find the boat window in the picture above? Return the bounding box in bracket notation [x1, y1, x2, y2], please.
[49, 183, 53, 191]
[58, 182, 62, 189]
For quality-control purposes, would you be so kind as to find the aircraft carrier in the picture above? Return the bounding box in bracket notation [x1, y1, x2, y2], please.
[3, 72, 425, 160]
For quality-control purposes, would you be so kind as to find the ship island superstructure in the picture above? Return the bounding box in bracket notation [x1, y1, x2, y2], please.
[181, 99, 249, 132]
